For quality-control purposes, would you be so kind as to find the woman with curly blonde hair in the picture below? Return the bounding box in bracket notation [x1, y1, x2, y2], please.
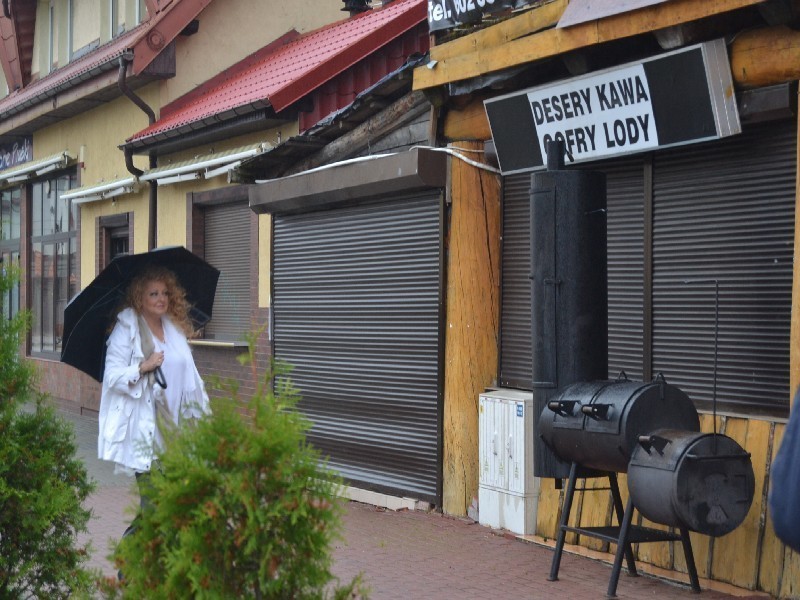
[124, 266, 197, 339]
[99, 265, 210, 549]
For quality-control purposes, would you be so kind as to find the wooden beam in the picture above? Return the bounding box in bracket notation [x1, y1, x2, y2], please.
[284, 91, 428, 176]
[730, 25, 800, 89]
[429, 0, 567, 62]
[414, 0, 767, 90]
[442, 95, 492, 142]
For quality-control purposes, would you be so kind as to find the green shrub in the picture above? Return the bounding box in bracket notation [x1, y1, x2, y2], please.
[0, 264, 96, 599]
[0, 262, 34, 400]
[111, 336, 365, 599]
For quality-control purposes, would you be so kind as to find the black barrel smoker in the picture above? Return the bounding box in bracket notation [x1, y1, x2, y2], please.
[628, 429, 755, 537]
[531, 143, 754, 597]
[539, 375, 700, 473]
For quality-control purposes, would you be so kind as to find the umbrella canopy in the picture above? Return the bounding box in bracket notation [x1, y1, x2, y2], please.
[60, 246, 220, 382]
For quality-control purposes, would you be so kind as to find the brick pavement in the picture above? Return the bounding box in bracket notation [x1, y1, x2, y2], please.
[62, 409, 766, 599]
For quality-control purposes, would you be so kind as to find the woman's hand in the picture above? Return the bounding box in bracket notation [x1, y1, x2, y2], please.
[139, 351, 165, 375]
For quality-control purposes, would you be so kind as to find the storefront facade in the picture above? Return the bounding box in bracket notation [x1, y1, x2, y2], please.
[251, 149, 447, 503]
[413, 0, 800, 595]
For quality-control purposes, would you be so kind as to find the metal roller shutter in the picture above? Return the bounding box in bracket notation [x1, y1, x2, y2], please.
[499, 174, 533, 388]
[499, 119, 795, 415]
[651, 120, 795, 415]
[604, 159, 645, 381]
[273, 193, 443, 503]
[204, 201, 251, 341]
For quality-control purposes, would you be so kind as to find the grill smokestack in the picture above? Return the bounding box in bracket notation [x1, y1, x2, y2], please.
[531, 139, 608, 479]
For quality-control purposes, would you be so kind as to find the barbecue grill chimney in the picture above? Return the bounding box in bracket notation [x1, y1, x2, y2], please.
[531, 140, 608, 478]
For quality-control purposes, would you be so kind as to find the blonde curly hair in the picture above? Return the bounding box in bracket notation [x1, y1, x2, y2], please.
[124, 266, 196, 338]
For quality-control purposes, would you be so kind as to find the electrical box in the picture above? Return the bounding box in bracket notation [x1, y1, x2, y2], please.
[478, 389, 540, 535]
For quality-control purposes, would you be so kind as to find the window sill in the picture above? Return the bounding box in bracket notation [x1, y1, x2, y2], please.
[189, 339, 248, 349]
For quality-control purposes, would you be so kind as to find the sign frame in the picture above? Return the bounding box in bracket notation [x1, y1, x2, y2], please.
[484, 39, 741, 175]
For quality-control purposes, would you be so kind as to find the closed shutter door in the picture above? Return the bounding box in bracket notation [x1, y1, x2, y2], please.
[499, 174, 533, 388]
[204, 201, 251, 341]
[499, 162, 644, 387]
[273, 193, 443, 502]
[652, 120, 795, 414]
[604, 159, 645, 381]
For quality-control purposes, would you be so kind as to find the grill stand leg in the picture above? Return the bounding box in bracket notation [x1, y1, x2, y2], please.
[548, 462, 578, 582]
[608, 473, 637, 577]
[607, 496, 636, 598]
[679, 527, 701, 593]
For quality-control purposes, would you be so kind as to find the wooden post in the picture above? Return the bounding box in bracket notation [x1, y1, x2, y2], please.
[790, 87, 800, 402]
[442, 141, 501, 516]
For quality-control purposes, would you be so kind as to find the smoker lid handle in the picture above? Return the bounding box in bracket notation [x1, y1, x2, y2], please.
[638, 434, 670, 454]
[580, 403, 610, 419]
[548, 400, 578, 416]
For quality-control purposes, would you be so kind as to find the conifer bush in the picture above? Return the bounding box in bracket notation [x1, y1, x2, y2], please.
[0, 263, 96, 598]
[111, 337, 364, 599]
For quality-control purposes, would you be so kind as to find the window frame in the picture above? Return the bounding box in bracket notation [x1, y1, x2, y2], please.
[28, 170, 78, 358]
[0, 186, 22, 320]
[187, 186, 255, 344]
[98, 212, 132, 270]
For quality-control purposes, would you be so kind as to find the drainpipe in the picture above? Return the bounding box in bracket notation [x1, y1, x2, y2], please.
[118, 52, 158, 250]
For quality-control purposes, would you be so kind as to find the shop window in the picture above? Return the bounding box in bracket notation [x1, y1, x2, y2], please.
[30, 172, 77, 355]
[0, 187, 21, 319]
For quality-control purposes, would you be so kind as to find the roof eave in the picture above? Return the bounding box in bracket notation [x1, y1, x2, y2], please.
[0, 0, 214, 138]
[120, 107, 291, 157]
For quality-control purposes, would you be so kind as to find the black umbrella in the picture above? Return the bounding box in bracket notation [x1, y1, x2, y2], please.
[60, 246, 220, 382]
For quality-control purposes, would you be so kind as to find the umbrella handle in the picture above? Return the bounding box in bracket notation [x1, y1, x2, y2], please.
[154, 366, 168, 389]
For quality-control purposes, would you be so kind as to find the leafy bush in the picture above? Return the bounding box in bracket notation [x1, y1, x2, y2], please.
[110, 337, 365, 599]
[0, 262, 34, 399]
[0, 263, 96, 598]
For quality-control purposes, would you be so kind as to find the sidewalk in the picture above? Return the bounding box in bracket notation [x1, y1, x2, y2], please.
[64, 409, 766, 599]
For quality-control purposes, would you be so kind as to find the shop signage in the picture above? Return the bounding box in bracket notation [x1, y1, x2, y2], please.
[0, 137, 32, 172]
[484, 39, 741, 174]
[427, 0, 527, 32]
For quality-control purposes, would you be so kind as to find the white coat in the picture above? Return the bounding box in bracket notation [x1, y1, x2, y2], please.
[98, 307, 209, 473]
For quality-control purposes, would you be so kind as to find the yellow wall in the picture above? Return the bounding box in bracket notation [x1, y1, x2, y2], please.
[152, 125, 292, 309]
[258, 214, 270, 308]
[26, 0, 325, 301]
[164, 0, 345, 104]
[33, 93, 152, 287]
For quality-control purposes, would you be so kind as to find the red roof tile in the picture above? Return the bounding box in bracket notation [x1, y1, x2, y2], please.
[0, 0, 213, 120]
[128, 0, 426, 143]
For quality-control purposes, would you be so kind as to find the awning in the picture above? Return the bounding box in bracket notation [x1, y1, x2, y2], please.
[0, 151, 74, 185]
[249, 147, 447, 215]
[60, 176, 138, 204]
[140, 143, 270, 186]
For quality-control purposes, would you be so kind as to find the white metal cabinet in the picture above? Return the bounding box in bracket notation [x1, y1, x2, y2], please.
[478, 389, 540, 535]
